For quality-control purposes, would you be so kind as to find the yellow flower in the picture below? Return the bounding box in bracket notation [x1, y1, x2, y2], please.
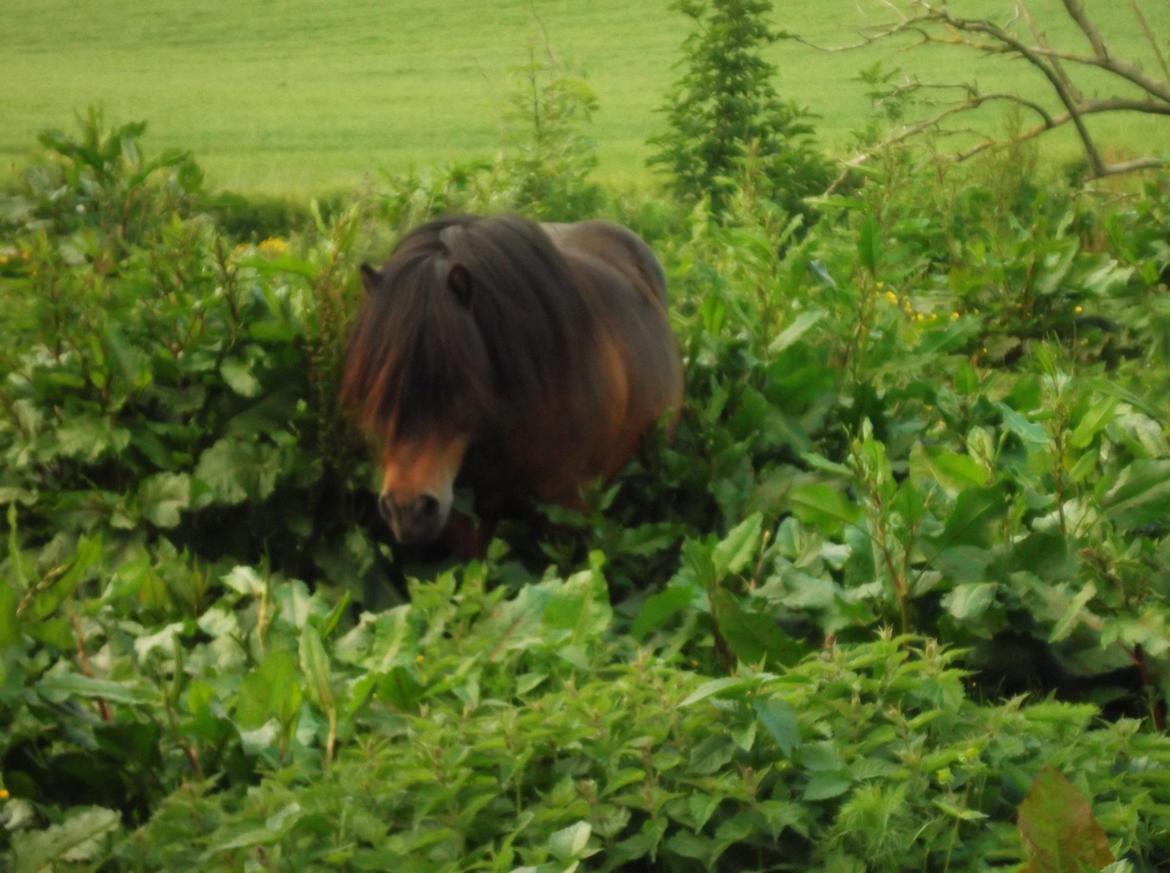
[0, 788, 8, 800]
[258, 237, 289, 256]
[951, 311, 960, 320]
[1074, 305, 1084, 315]
[415, 654, 425, 664]
[915, 312, 926, 322]
[885, 290, 898, 304]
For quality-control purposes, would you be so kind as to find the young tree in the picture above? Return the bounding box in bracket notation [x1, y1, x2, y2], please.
[649, 0, 831, 218]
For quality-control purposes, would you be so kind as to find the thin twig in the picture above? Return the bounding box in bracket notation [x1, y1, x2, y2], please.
[70, 612, 111, 722]
[1126, 0, 1170, 82]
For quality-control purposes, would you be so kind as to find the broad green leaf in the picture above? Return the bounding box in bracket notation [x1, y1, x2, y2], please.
[689, 734, 736, 774]
[195, 437, 282, 506]
[614, 522, 682, 557]
[679, 676, 751, 707]
[665, 830, 714, 863]
[997, 403, 1048, 447]
[1049, 583, 1097, 644]
[802, 772, 851, 801]
[11, 806, 120, 873]
[1018, 766, 1113, 873]
[220, 356, 262, 397]
[753, 696, 800, 756]
[915, 445, 990, 491]
[787, 484, 861, 537]
[712, 589, 803, 667]
[55, 414, 130, 462]
[138, 472, 190, 528]
[23, 535, 103, 621]
[378, 666, 424, 711]
[942, 582, 997, 621]
[38, 673, 161, 708]
[858, 214, 880, 273]
[0, 579, 16, 646]
[932, 484, 1007, 551]
[1034, 241, 1078, 295]
[1068, 397, 1116, 449]
[767, 309, 824, 356]
[712, 513, 763, 578]
[480, 582, 553, 660]
[549, 821, 593, 861]
[299, 623, 334, 715]
[104, 324, 152, 393]
[545, 565, 612, 644]
[1011, 531, 1077, 583]
[1102, 460, 1170, 530]
[236, 648, 302, 729]
[223, 565, 266, 596]
[631, 584, 693, 639]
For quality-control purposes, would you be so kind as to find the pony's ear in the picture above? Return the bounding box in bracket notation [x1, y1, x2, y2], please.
[359, 263, 382, 293]
[448, 263, 474, 308]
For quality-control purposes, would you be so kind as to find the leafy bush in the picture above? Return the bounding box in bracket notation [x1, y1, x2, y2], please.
[9, 554, 1170, 871]
[3, 112, 1170, 870]
[0, 114, 383, 600]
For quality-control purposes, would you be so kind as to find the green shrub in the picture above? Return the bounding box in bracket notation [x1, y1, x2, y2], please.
[4, 113, 1170, 870]
[89, 564, 1170, 871]
[648, 0, 832, 220]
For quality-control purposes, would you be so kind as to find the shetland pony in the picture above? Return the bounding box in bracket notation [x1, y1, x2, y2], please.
[341, 214, 683, 547]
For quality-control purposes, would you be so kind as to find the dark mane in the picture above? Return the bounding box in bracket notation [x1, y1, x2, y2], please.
[341, 214, 601, 444]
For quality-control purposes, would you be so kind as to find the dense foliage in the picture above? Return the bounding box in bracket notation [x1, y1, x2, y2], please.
[2, 104, 1170, 871]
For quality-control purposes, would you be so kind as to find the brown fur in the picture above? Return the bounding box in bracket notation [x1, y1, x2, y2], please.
[341, 214, 682, 545]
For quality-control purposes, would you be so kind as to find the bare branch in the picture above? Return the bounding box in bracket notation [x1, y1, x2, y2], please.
[1017, 0, 1082, 103]
[1126, 0, 1170, 82]
[805, 1, 1170, 183]
[779, 16, 934, 53]
[1100, 157, 1169, 176]
[928, 8, 1106, 175]
[1061, 0, 1111, 61]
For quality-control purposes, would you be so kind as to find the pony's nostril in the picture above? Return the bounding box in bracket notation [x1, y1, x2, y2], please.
[378, 494, 396, 524]
[418, 494, 440, 519]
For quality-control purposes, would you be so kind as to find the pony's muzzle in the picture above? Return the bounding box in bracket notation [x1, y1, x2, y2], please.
[379, 491, 446, 544]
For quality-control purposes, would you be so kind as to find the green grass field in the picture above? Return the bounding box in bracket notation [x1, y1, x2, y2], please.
[2, 0, 1167, 195]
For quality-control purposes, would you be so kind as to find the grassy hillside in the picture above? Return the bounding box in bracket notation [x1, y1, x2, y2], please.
[1, 0, 1167, 195]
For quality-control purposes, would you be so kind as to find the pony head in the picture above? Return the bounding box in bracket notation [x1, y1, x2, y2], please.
[341, 215, 594, 544]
